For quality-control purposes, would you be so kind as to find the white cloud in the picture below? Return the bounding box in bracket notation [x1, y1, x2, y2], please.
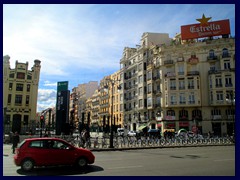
[37, 89, 57, 112]
[43, 81, 57, 87]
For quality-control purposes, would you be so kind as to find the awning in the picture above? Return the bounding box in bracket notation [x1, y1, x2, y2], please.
[137, 124, 147, 131]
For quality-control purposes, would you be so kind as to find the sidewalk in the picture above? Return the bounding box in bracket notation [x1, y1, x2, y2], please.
[3, 144, 13, 157]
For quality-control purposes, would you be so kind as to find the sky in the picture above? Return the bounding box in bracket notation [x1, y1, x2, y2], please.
[3, 4, 235, 112]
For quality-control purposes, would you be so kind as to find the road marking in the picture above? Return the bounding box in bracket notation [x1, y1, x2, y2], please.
[214, 159, 234, 162]
[108, 165, 143, 170]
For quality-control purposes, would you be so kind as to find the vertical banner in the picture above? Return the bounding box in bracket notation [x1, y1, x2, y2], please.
[56, 81, 69, 135]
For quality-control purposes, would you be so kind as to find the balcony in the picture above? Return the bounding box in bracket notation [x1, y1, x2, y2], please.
[207, 55, 218, 61]
[165, 72, 176, 77]
[225, 84, 233, 87]
[187, 71, 199, 76]
[222, 53, 231, 58]
[177, 57, 184, 62]
[164, 60, 174, 65]
[170, 86, 176, 90]
[178, 72, 184, 76]
[179, 86, 185, 90]
[216, 84, 223, 88]
[208, 70, 222, 75]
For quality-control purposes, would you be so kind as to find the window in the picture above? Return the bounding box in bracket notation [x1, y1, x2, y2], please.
[188, 92, 195, 104]
[17, 72, 25, 79]
[147, 71, 152, 80]
[179, 93, 186, 104]
[29, 140, 45, 148]
[178, 64, 184, 75]
[222, 48, 229, 58]
[224, 60, 231, 70]
[147, 84, 152, 93]
[9, 73, 14, 78]
[216, 91, 223, 101]
[138, 75, 143, 83]
[9, 83, 13, 90]
[170, 80, 176, 90]
[211, 109, 221, 116]
[8, 94, 12, 104]
[209, 49, 215, 58]
[147, 97, 152, 107]
[120, 94, 123, 101]
[170, 94, 177, 105]
[27, 75, 32, 80]
[188, 78, 194, 89]
[179, 79, 185, 90]
[139, 87, 143, 95]
[179, 110, 188, 119]
[215, 77, 222, 87]
[167, 110, 175, 116]
[15, 95, 22, 105]
[156, 96, 161, 106]
[16, 83, 24, 91]
[26, 95, 30, 105]
[225, 75, 232, 87]
[139, 99, 143, 107]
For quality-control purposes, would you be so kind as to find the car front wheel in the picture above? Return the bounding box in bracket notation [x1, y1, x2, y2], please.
[21, 158, 34, 171]
[77, 157, 87, 167]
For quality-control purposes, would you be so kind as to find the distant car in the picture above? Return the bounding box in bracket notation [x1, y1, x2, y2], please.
[14, 137, 95, 172]
[117, 128, 125, 136]
[127, 131, 136, 137]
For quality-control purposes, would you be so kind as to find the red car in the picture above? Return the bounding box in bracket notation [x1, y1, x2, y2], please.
[14, 137, 95, 171]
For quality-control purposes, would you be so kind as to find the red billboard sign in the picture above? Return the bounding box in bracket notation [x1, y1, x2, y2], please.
[181, 19, 230, 40]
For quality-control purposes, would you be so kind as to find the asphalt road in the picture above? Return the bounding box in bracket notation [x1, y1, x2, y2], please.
[3, 145, 235, 176]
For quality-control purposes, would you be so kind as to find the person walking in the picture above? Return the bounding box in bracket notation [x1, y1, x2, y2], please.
[12, 131, 20, 154]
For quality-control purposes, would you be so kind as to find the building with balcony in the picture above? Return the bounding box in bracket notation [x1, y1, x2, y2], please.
[120, 32, 235, 136]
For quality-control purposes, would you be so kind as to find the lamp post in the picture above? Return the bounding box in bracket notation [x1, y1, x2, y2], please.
[103, 78, 121, 148]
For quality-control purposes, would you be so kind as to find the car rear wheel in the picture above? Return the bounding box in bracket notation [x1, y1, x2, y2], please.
[77, 157, 87, 167]
[21, 158, 34, 171]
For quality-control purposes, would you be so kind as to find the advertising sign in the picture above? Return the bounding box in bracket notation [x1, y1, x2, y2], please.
[181, 19, 230, 40]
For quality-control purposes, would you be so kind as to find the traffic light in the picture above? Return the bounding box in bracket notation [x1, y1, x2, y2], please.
[40, 115, 44, 122]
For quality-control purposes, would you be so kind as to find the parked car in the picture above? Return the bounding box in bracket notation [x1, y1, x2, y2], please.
[14, 137, 95, 171]
[148, 129, 161, 138]
[117, 128, 125, 136]
[127, 131, 136, 137]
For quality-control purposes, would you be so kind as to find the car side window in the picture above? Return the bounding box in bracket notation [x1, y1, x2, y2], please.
[52, 141, 71, 150]
[29, 140, 45, 148]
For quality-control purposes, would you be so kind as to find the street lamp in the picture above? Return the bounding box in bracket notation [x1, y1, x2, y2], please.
[103, 78, 121, 148]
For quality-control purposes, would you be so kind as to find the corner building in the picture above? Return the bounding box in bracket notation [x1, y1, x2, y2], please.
[120, 33, 235, 136]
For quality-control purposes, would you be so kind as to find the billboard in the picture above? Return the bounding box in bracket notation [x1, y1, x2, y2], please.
[181, 19, 230, 40]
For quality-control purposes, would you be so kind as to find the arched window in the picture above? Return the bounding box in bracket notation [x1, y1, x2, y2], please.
[209, 49, 215, 58]
[167, 110, 175, 116]
[179, 110, 188, 120]
[192, 109, 202, 120]
[222, 48, 229, 58]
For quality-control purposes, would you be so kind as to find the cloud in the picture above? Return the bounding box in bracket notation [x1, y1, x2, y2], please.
[37, 89, 57, 112]
[43, 81, 57, 87]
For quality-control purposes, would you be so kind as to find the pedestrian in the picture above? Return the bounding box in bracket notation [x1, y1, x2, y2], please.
[12, 131, 20, 154]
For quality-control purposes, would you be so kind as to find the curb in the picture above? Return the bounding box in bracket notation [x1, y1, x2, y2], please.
[89, 143, 235, 152]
